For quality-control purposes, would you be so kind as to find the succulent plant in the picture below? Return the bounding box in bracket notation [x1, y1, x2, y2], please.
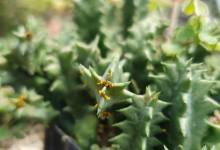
[0, 0, 220, 149]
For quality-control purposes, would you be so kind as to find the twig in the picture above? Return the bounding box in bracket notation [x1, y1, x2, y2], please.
[166, 0, 181, 41]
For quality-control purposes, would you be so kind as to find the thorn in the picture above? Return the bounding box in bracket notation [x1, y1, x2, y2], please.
[94, 103, 99, 109]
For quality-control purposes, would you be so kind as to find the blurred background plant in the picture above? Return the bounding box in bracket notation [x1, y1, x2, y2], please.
[0, 0, 219, 36]
[0, 0, 73, 36]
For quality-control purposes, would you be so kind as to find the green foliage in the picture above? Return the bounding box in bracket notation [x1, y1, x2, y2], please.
[1, 0, 220, 149]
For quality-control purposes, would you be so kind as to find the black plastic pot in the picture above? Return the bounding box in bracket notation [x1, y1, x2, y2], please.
[44, 125, 81, 150]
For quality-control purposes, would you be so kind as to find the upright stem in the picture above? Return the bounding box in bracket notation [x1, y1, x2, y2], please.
[167, 0, 181, 41]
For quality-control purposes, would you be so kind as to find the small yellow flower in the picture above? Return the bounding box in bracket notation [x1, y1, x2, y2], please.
[97, 79, 114, 88]
[15, 95, 26, 108]
[98, 90, 110, 101]
[100, 111, 111, 119]
[97, 80, 106, 87]
[105, 81, 114, 88]
[97, 79, 114, 100]
[25, 31, 33, 40]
